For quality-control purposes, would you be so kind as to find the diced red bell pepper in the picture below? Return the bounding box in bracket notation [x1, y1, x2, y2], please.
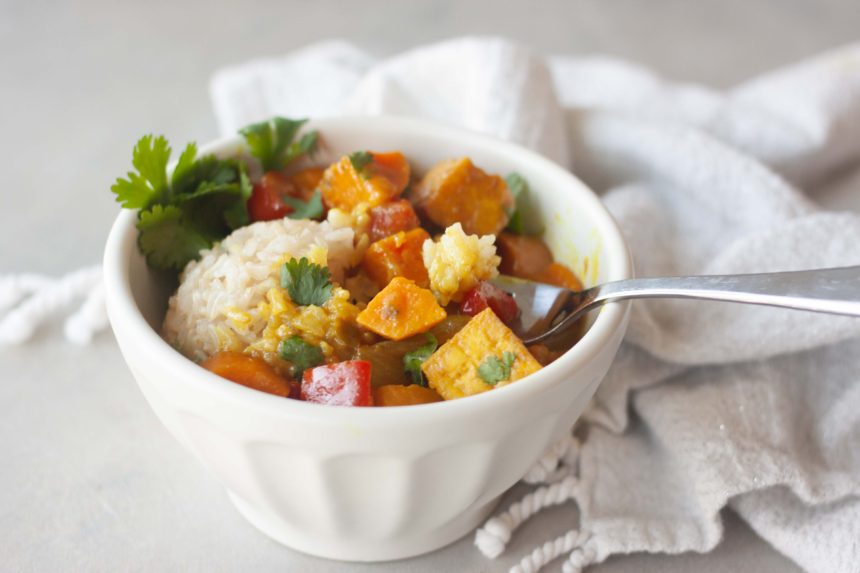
[301, 360, 374, 407]
[460, 281, 519, 324]
[368, 199, 421, 242]
[288, 382, 302, 400]
[248, 172, 295, 222]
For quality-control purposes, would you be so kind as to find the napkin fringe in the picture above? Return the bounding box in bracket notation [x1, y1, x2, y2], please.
[475, 433, 601, 572]
[0, 265, 106, 346]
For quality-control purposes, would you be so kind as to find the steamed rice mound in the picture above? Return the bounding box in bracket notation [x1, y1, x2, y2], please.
[163, 219, 356, 363]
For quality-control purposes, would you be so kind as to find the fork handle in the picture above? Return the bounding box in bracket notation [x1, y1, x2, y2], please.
[582, 265, 860, 317]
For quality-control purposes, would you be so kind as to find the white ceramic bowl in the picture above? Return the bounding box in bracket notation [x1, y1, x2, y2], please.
[103, 116, 631, 562]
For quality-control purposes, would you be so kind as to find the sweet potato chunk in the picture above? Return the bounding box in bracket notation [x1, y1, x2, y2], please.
[319, 151, 410, 211]
[357, 277, 446, 340]
[287, 167, 325, 201]
[422, 308, 541, 400]
[412, 158, 513, 236]
[368, 199, 421, 242]
[496, 233, 554, 278]
[373, 384, 443, 406]
[201, 351, 294, 398]
[362, 228, 430, 289]
[530, 262, 583, 290]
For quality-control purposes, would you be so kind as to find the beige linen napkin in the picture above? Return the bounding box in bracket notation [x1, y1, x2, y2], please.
[211, 37, 860, 573]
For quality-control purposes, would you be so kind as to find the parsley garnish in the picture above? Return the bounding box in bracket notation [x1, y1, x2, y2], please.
[239, 117, 318, 171]
[403, 333, 438, 386]
[477, 351, 517, 386]
[283, 190, 324, 220]
[280, 257, 333, 306]
[279, 335, 324, 378]
[348, 151, 374, 177]
[111, 135, 252, 271]
[505, 173, 544, 236]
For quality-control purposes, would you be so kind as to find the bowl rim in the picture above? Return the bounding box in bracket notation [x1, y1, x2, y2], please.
[104, 115, 632, 427]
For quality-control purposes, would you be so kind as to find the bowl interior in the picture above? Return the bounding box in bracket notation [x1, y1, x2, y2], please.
[110, 116, 631, 419]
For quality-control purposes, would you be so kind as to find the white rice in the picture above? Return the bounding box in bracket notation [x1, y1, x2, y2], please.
[162, 219, 355, 362]
[422, 222, 500, 305]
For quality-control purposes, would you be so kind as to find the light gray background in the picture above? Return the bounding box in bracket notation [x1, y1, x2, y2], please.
[2, 1, 858, 571]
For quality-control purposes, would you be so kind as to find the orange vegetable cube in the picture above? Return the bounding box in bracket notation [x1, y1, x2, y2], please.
[319, 151, 410, 211]
[357, 277, 446, 341]
[362, 228, 431, 289]
[368, 199, 421, 242]
[529, 262, 583, 290]
[496, 233, 554, 278]
[527, 344, 562, 366]
[373, 384, 443, 406]
[422, 308, 541, 400]
[412, 158, 513, 236]
[287, 166, 325, 200]
[201, 351, 295, 398]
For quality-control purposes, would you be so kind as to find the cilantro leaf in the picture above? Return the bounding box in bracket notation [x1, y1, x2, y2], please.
[133, 135, 170, 195]
[172, 154, 239, 197]
[111, 135, 171, 208]
[239, 117, 316, 171]
[171, 142, 198, 191]
[348, 151, 374, 177]
[279, 335, 324, 378]
[280, 257, 333, 306]
[223, 163, 253, 229]
[283, 190, 324, 220]
[111, 172, 157, 209]
[136, 204, 211, 271]
[477, 351, 517, 386]
[283, 131, 319, 165]
[403, 333, 438, 386]
[173, 158, 251, 237]
[505, 173, 544, 235]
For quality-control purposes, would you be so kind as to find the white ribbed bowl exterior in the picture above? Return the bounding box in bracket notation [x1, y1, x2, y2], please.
[104, 117, 631, 562]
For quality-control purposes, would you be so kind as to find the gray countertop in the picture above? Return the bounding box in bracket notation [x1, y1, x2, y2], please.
[3, 1, 858, 571]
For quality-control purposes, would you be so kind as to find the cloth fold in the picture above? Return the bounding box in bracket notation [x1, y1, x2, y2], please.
[208, 37, 860, 573]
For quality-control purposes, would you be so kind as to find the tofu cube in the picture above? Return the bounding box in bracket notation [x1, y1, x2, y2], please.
[422, 308, 541, 400]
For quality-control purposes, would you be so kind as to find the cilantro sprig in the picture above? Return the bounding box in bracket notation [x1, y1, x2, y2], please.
[240, 117, 318, 171]
[403, 333, 438, 386]
[477, 351, 517, 386]
[348, 150, 374, 177]
[112, 116, 319, 272]
[280, 257, 333, 306]
[505, 173, 544, 236]
[279, 335, 325, 378]
[111, 135, 252, 271]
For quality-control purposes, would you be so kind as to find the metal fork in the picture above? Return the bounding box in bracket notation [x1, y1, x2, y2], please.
[491, 266, 860, 345]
